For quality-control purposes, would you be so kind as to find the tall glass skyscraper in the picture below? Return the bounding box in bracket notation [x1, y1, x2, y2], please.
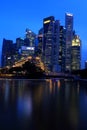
[65, 13, 73, 72]
[43, 16, 55, 72]
[59, 26, 66, 72]
[24, 28, 36, 47]
[52, 20, 60, 72]
[37, 28, 43, 59]
[43, 16, 60, 72]
[71, 35, 81, 70]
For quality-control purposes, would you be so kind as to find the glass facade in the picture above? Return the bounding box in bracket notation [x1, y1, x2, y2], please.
[59, 26, 66, 72]
[25, 28, 36, 47]
[52, 20, 60, 72]
[71, 35, 81, 70]
[43, 16, 55, 72]
[37, 28, 43, 59]
[43, 16, 60, 72]
[65, 13, 73, 72]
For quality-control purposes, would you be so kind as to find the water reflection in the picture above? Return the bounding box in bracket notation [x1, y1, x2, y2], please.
[45, 79, 61, 95]
[0, 79, 87, 129]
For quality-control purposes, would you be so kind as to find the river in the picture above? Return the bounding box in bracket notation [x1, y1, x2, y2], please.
[0, 78, 87, 130]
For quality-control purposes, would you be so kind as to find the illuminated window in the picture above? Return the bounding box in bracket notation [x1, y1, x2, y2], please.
[44, 20, 51, 24]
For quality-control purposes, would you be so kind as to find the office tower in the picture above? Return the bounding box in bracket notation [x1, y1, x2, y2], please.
[14, 38, 24, 61]
[20, 46, 35, 58]
[16, 37, 24, 50]
[65, 13, 73, 72]
[24, 28, 36, 47]
[1, 39, 14, 67]
[43, 16, 61, 72]
[37, 28, 43, 58]
[52, 20, 60, 72]
[43, 16, 55, 72]
[14, 29, 36, 59]
[12, 43, 19, 63]
[59, 26, 66, 72]
[71, 35, 81, 70]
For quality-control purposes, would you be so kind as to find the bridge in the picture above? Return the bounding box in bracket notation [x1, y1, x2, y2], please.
[0, 56, 79, 80]
[45, 72, 77, 79]
[12, 56, 45, 71]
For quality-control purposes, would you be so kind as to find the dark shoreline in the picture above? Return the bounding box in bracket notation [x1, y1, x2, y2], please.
[0, 74, 87, 82]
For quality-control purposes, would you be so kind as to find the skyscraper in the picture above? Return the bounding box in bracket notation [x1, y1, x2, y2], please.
[52, 20, 60, 72]
[43, 16, 60, 72]
[37, 28, 43, 58]
[43, 16, 55, 72]
[1, 39, 14, 67]
[59, 26, 66, 72]
[71, 35, 81, 70]
[24, 28, 36, 47]
[16, 37, 24, 50]
[65, 13, 73, 72]
[19, 29, 36, 58]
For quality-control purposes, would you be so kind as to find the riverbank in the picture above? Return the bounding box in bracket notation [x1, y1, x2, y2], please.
[0, 73, 87, 81]
[0, 73, 45, 79]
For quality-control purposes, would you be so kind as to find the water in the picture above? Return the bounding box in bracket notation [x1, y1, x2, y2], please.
[0, 78, 87, 130]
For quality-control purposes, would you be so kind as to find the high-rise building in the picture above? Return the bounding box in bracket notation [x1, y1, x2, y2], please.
[52, 20, 60, 72]
[43, 16, 60, 72]
[15, 29, 36, 59]
[59, 26, 66, 72]
[65, 13, 73, 72]
[15, 38, 24, 61]
[37, 28, 43, 58]
[1, 38, 14, 67]
[24, 28, 36, 47]
[20, 46, 35, 58]
[71, 35, 81, 70]
[43, 16, 55, 72]
[12, 43, 20, 63]
[16, 37, 24, 50]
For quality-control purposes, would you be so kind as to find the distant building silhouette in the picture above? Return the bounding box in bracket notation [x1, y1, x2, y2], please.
[1, 38, 14, 67]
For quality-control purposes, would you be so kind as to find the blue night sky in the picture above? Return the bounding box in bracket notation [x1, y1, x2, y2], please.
[0, 0, 87, 68]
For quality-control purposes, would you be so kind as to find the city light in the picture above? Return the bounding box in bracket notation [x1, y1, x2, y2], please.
[44, 20, 51, 24]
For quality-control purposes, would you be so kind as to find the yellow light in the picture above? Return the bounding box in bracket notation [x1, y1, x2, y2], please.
[28, 56, 32, 59]
[76, 39, 79, 42]
[66, 13, 73, 16]
[36, 57, 40, 60]
[44, 20, 51, 24]
[72, 39, 80, 46]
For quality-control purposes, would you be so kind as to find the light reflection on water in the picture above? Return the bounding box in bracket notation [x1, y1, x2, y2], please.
[0, 78, 87, 129]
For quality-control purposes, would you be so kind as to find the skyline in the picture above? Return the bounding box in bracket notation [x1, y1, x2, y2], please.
[0, 0, 87, 68]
